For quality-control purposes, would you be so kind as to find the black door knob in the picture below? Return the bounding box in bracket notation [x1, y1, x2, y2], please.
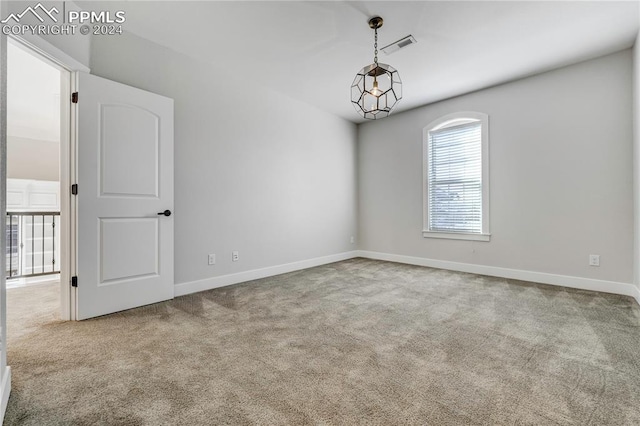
[157, 210, 172, 217]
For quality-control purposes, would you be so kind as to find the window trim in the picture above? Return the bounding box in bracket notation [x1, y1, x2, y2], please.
[422, 111, 490, 241]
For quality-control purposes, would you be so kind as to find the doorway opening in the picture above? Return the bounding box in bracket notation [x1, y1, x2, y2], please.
[6, 38, 71, 329]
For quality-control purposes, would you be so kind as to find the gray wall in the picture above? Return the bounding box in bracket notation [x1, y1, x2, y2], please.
[90, 31, 358, 285]
[359, 50, 633, 284]
[7, 137, 59, 181]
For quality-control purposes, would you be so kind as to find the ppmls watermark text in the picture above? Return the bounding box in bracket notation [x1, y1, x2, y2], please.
[1, 3, 126, 36]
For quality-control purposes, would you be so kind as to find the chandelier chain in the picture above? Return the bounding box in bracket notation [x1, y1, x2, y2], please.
[374, 27, 378, 64]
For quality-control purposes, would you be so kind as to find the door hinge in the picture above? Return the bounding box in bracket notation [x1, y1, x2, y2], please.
[71, 92, 78, 103]
[71, 276, 78, 287]
[71, 184, 78, 195]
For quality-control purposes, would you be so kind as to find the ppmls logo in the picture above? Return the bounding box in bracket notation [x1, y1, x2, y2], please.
[1, 3, 59, 24]
[2, 2, 125, 36]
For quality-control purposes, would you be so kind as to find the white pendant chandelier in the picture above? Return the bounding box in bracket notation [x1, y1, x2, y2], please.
[351, 16, 402, 120]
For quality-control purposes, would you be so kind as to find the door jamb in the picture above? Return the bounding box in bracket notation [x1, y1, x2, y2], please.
[8, 35, 88, 321]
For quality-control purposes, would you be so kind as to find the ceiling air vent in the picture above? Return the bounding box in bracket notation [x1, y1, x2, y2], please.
[381, 35, 417, 55]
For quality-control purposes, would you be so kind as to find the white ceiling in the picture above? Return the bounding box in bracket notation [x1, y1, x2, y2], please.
[80, 1, 640, 123]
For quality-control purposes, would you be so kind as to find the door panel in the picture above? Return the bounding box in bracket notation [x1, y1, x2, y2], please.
[99, 218, 159, 283]
[76, 72, 174, 320]
[100, 105, 159, 197]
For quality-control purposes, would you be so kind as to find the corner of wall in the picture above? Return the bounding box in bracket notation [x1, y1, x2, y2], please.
[0, 0, 11, 419]
[355, 122, 361, 250]
[634, 30, 640, 290]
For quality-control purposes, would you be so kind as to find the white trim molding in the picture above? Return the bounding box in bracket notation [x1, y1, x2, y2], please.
[422, 231, 491, 242]
[175, 251, 358, 297]
[174, 249, 640, 307]
[0, 366, 11, 421]
[356, 250, 640, 305]
[8, 35, 90, 73]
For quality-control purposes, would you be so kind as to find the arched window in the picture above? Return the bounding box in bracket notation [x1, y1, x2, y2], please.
[423, 112, 490, 241]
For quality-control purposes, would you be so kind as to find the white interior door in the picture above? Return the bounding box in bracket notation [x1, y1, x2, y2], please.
[75, 72, 174, 320]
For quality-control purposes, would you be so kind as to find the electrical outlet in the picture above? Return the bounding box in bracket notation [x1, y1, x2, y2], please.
[350, 236, 355, 244]
[589, 254, 600, 267]
[208, 254, 216, 265]
[232, 251, 239, 262]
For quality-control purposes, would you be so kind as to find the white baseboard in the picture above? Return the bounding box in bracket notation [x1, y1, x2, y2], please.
[0, 366, 11, 423]
[632, 286, 640, 306]
[356, 250, 640, 304]
[175, 251, 358, 297]
[174, 249, 640, 307]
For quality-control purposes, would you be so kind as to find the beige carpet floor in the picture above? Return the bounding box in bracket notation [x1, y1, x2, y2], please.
[4, 258, 640, 425]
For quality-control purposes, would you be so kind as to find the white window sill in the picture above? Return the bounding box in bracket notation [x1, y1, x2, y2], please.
[422, 231, 491, 242]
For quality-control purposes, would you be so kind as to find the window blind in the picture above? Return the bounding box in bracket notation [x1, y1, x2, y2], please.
[427, 121, 482, 234]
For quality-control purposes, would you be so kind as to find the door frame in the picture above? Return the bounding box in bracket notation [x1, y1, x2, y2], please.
[7, 35, 89, 321]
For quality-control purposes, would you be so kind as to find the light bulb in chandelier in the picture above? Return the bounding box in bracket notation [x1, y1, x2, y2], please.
[350, 16, 402, 120]
[371, 79, 381, 97]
